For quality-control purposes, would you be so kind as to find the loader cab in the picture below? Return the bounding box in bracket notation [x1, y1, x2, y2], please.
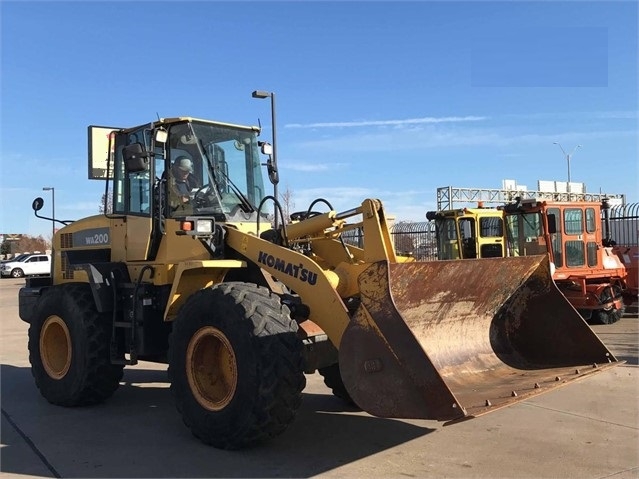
[111, 118, 267, 223]
[90, 118, 268, 262]
[503, 200, 605, 271]
[428, 208, 505, 260]
[503, 209, 548, 258]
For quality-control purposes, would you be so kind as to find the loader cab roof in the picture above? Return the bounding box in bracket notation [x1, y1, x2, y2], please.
[120, 117, 261, 135]
[427, 207, 502, 221]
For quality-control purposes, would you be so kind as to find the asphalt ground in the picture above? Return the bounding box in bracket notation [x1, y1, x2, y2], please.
[1, 277, 638, 479]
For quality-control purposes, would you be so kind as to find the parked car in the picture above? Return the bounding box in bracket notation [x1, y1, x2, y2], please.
[0, 253, 31, 265]
[1, 254, 51, 278]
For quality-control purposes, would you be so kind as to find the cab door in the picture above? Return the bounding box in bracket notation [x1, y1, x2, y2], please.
[113, 128, 155, 262]
[124, 173, 153, 262]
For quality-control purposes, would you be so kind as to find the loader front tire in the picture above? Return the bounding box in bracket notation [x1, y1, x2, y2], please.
[168, 282, 305, 449]
[28, 283, 124, 406]
[318, 363, 358, 406]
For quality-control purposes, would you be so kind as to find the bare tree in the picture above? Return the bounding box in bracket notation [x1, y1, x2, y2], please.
[279, 185, 295, 223]
[6, 235, 50, 254]
[99, 189, 113, 214]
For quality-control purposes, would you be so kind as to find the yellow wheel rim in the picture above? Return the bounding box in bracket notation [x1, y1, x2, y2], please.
[40, 316, 72, 380]
[186, 326, 238, 411]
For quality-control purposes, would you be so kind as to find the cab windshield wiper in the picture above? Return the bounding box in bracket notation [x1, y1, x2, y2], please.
[215, 164, 256, 213]
[198, 138, 255, 213]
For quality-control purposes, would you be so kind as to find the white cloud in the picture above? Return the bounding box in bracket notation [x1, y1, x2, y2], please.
[592, 111, 638, 119]
[291, 128, 637, 153]
[283, 162, 349, 172]
[285, 116, 488, 129]
[503, 110, 639, 121]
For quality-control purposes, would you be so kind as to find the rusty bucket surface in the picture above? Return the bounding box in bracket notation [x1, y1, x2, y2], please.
[339, 256, 620, 423]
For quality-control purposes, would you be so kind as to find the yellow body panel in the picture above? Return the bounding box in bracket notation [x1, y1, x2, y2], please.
[225, 227, 351, 347]
[164, 259, 246, 321]
[52, 214, 257, 322]
[125, 216, 152, 262]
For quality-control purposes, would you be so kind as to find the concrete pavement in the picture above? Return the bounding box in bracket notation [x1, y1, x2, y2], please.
[1, 278, 637, 478]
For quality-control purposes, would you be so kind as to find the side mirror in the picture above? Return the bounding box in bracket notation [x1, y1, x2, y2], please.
[123, 143, 151, 172]
[547, 213, 557, 234]
[266, 158, 279, 185]
[155, 129, 168, 144]
[32, 197, 44, 212]
[259, 142, 273, 156]
[259, 141, 278, 185]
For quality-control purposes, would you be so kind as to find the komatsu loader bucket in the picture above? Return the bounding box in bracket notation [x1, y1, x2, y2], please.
[339, 255, 620, 423]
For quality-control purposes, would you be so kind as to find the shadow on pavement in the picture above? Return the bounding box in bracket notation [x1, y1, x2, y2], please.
[593, 316, 639, 366]
[1, 364, 435, 478]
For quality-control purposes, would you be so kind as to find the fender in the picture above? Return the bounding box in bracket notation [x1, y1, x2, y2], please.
[163, 259, 247, 321]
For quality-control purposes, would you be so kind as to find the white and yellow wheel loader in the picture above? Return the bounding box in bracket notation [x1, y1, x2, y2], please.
[19, 114, 621, 450]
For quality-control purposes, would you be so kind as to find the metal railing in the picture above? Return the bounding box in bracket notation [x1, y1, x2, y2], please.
[609, 202, 639, 247]
[335, 203, 638, 260]
[390, 222, 438, 261]
[341, 203, 639, 260]
[436, 186, 626, 211]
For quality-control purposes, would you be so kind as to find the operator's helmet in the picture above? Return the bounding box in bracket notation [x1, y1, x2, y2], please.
[174, 156, 194, 173]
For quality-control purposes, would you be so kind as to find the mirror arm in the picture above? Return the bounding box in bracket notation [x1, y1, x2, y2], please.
[32, 210, 73, 226]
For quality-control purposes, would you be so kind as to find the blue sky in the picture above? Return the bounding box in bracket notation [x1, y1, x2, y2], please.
[1, 1, 637, 239]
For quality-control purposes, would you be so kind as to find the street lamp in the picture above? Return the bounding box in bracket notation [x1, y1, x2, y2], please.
[252, 89, 279, 227]
[42, 187, 55, 246]
[553, 142, 581, 191]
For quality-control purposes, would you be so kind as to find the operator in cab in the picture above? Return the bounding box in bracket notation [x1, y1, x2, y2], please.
[168, 156, 199, 214]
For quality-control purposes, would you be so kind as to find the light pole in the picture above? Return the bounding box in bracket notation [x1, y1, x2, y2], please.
[42, 187, 55, 246]
[252, 89, 279, 227]
[553, 142, 581, 190]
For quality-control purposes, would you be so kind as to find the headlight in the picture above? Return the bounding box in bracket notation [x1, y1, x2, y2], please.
[195, 219, 213, 234]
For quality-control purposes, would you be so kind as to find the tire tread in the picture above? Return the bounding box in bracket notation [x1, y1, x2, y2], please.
[168, 282, 305, 449]
[28, 283, 123, 406]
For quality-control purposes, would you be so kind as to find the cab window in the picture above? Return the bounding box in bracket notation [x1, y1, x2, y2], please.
[113, 127, 153, 216]
[564, 209, 584, 235]
[479, 217, 503, 237]
[585, 208, 597, 233]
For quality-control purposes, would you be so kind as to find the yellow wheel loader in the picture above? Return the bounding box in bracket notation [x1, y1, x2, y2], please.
[19, 114, 621, 450]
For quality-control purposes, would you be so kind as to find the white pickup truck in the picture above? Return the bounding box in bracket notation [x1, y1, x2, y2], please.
[1, 254, 51, 278]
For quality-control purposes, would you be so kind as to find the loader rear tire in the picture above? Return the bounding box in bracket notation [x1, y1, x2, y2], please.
[318, 363, 358, 407]
[168, 282, 305, 450]
[28, 283, 124, 406]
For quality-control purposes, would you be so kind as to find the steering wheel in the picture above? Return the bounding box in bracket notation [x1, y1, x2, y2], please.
[193, 183, 211, 207]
